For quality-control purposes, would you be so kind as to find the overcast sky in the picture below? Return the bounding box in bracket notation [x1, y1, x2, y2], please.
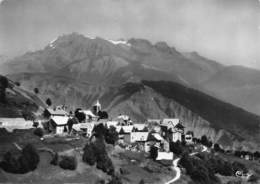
[0, 0, 260, 68]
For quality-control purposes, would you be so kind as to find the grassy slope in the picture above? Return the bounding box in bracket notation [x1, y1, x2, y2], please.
[110, 147, 175, 184]
[0, 129, 109, 183]
[0, 151, 110, 184]
[0, 77, 45, 118]
[0, 129, 175, 184]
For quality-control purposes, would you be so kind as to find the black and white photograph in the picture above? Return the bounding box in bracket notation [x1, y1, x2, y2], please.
[0, 0, 260, 183]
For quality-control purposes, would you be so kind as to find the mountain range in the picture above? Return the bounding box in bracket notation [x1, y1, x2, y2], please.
[0, 32, 260, 150]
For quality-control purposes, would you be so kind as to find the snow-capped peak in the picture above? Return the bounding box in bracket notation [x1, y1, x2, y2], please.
[48, 34, 96, 49]
[49, 37, 58, 48]
[48, 34, 131, 49]
[86, 35, 95, 40]
[108, 39, 131, 47]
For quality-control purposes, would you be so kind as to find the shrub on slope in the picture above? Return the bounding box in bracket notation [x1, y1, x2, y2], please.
[0, 144, 39, 174]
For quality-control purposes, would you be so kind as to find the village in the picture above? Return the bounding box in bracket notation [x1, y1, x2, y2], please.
[0, 100, 259, 183]
[12, 100, 195, 161]
[0, 99, 258, 162]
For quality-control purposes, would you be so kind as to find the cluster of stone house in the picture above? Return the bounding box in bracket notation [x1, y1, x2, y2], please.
[103, 118, 172, 160]
[148, 118, 194, 143]
[102, 116, 195, 160]
[0, 100, 195, 161]
[40, 100, 196, 161]
[42, 101, 102, 135]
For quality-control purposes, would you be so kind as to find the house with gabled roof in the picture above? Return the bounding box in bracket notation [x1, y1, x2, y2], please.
[115, 125, 134, 143]
[145, 133, 170, 152]
[72, 122, 95, 137]
[124, 131, 149, 151]
[49, 116, 69, 134]
[116, 125, 134, 134]
[116, 114, 133, 125]
[161, 118, 180, 128]
[44, 107, 68, 118]
[79, 110, 99, 121]
[160, 118, 185, 142]
[44, 106, 70, 134]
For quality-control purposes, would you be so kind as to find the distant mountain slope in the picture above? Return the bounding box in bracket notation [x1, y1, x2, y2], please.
[1, 33, 223, 86]
[3, 33, 260, 117]
[0, 75, 45, 118]
[201, 65, 260, 115]
[0, 32, 227, 111]
[127, 39, 224, 84]
[100, 81, 260, 150]
[182, 51, 224, 81]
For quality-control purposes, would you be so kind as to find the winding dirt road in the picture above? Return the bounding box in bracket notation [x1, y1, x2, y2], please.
[165, 145, 208, 184]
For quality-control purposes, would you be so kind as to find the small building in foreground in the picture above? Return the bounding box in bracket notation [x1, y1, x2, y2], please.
[49, 116, 69, 134]
[44, 107, 68, 118]
[72, 122, 95, 137]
